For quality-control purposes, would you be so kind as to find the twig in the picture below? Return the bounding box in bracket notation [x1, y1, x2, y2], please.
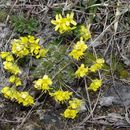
[84, 77, 92, 115]
[77, 89, 101, 127]
[17, 92, 45, 129]
[5, 0, 18, 24]
[89, 19, 117, 47]
[0, 118, 21, 123]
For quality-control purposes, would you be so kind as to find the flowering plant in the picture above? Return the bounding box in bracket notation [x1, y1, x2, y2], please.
[0, 12, 105, 119]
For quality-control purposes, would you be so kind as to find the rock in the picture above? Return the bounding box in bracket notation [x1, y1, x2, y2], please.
[22, 124, 42, 130]
[100, 96, 115, 107]
[100, 81, 130, 107]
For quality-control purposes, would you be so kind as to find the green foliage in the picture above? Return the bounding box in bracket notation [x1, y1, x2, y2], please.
[31, 43, 75, 88]
[105, 54, 129, 79]
[11, 15, 39, 34]
[73, 25, 82, 39]
[0, 9, 7, 22]
[83, 51, 96, 66]
[53, 8, 62, 16]
[116, 62, 129, 79]
[87, 0, 98, 23]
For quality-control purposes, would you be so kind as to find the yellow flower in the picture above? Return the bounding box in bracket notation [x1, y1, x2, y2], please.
[51, 12, 77, 34]
[9, 75, 22, 86]
[20, 36, 28, 43]
[69, 98, 82, 109]
[69, 49, 84, 60]
[75, 64, 88, 78]
[1, 86, 18, 100]
[89, 58, 105, 72]
[35, 48, 48, 59]
[29, 43, 40, 55]
[51, 14, 62, 31]
[89, 63, 101, 72]
[69, 38, 88, 60]
[3, 61, 21, 75]
[16, 92, 34, 106]
[96, 58, 104, 64]
[1, 87, 34, 106]
[73, 37, 88, 51]
[27, 36, 47, 58]
[34, 75, 52, 91]
[0, 52, 14, 61]
[0, 52, 9, 59]
[79, 25, 91, 41]
[28, 35, 35, 43]
[11, 39, 29, 57]
[88, 79, 102, 92]
[66, 12, 77, 26]
[1, 86, 11, 99]
[50, 90, 72, 103]
[11, 36, 47, 59]
[63, 108, 78, 119]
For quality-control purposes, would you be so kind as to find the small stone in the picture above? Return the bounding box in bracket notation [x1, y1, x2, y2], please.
[100, 96, 115, 107]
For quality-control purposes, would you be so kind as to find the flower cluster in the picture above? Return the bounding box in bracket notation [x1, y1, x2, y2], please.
[3, 61, 21, 75]
[68, 98, 82, 109]
[63, 98, 82, 119]
[89, 58, 104, 72]
[0, 36, 47, 106]
[0, 51, 22, 88]
[88, 79, 102, 92]
[63, 109, 78, 119]
[1, 86, 17, 99]
[69, 37, 88, 60]
[0, 50, 21, 76]
[51, 12, 77, 34]
[11, 35, 47, 58]
[12, 39, 29, 57]
[34, 75, 52, 92]
[16, 91, 34, 106]
[75, 58, 105, 78]
[75, 64, 88, 78]
[79, 25, 91, 41]
[1, 86, 34, 106]
[9, 75, 22, 86]
[0, 12, 106, 121]
[0, 52, 14, 61]
[50, 90, 72, 103]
